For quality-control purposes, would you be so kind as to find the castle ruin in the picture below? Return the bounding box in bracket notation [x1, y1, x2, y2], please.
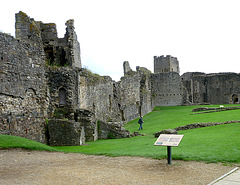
[1, 12, 240, 145]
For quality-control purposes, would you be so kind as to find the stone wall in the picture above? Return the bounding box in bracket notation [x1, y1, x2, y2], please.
[181, 72, 206, 81]
[137, 67, 153, 116]
[1, 11, 143, 145]
[15, 11, 82, 69]
[183, 73, 240, 104]
[78, 66, 153, 124]
[40, 20, 81, 68]
[74, 109, 98, 142]
[191, 75, 207, 104]
[79, 69, 120, 123]
[46, 67, 80, 115]
[117, 75, 141, 122]
[151, 72, 183, 106]
[97, 121, 130, 139]
[0, 31, 48, 143]
[204, 73, 240, 104]
[15, 11, 42, 43]
[47, 119, 85, 146]
[154, 55, 180, 73]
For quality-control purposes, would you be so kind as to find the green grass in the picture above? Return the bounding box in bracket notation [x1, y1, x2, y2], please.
[176, 123, 240, 163]
[56, 105, 240, 163]
[0, 135, 59, 152]
[1, 105, 240, 163]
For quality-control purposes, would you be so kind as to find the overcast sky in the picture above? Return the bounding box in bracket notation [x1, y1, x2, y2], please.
[1, 0, 240, 81]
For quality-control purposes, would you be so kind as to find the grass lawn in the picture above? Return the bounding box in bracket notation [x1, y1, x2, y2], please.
[1, 105, 240, 163]
[56, 105, 240, 163]
[0, 135, 60, 152]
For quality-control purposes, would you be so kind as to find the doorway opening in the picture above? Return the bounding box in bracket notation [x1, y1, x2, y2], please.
[232, 94, 238, 104]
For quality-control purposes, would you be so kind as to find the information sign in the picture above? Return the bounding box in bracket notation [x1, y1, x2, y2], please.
[154, 134, 184, 147]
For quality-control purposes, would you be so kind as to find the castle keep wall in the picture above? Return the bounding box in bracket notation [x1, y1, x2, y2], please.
[154, 55, 180, 73]
[46, 67, 80, 115]
[151, 72, 183, 106]
[0, 32, 48, 143]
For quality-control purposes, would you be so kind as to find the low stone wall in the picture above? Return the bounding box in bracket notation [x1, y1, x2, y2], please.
[153, 129, 177, 138]
[98, 121, 130, 139]
[175, 121, 240, 131]
[47, 119, 85, 146]
[154, 121, 240, 137]
[191, 106, 240, 114]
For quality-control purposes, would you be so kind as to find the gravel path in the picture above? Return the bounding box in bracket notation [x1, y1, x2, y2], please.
[0, 149, 236, 185]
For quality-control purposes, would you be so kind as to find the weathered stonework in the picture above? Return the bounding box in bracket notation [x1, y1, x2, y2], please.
[151, 72, 183, 106]
[47, 119, 85, 146]
[154, 55, 180, 73]
[97, 121, 130, 139]
[1, 11, 240, 146]
[182, 72, 240, 105]
[0, 26, 48, 143]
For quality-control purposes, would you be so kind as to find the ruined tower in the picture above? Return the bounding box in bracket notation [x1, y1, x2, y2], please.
[154, 55, 180, 74]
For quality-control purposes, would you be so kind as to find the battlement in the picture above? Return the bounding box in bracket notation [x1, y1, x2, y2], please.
[154, 55, 180, 74]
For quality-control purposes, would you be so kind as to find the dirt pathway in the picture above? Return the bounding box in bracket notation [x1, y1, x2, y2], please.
[0, 149, 236, 185]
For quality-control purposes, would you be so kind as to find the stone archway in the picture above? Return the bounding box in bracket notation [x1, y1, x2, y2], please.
[59, 88, 67, 106]
[232, 94, 238, 104]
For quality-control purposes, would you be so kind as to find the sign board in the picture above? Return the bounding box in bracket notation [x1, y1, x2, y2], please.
[154, 134, 184, 147]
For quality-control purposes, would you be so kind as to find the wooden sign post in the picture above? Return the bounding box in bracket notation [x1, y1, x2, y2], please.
[154, 134, 184, 165]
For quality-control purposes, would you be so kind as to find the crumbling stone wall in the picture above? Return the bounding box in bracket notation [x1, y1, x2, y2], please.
[97, 121, 130, 139]
[137, 66, 152, 116]
[0, 11, 151, 145]
[204, 73, 240, 104]
[182, 72, 240, 104]
[40, 20, 81, 68]
[116, 75, 141, 122]
[191, 75, 207, 104]
[1, 11, 136, 145]
[79, 69, 120, 123]
[15, 11, 42, 43]
[0, 31, 48, 142]
[123, 61, 132, 75]
[79, 65, 153, 124]
[0, 11, 83, 145]
[118, 65, 153, 121]
[15, 11, 81, 69]
[46, 67, 80, 115]
[74, 109, 98, 141]
[47, 119, 85, 146]
[181, 72, 206, 104]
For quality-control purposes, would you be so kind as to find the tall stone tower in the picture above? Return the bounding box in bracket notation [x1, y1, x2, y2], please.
[15, 11, 81, 69]
[154, 55, 180, 74]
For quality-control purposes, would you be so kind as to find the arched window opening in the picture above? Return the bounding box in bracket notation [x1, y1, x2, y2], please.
[232, 94, 238, 104]
[59, 48, 67, 66]
[59, 88, 67, 106]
